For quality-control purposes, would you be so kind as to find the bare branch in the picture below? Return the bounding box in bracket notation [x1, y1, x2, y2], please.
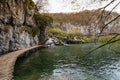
[105, 1, 120, 19]
[35, 0, 48, 12]
[81, 35, 120, 59]
[99, 14, 120, 35]
[99, 0, 115, 9]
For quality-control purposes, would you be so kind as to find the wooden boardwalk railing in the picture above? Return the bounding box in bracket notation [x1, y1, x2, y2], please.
[0, 45, 43, 80]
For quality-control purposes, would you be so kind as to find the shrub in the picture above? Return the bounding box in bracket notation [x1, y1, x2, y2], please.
[47, 27, 68, 39]
[81, 35, 120, 43]
[98, 36, 120, 43]
[81, 36, 94, 42]
[68, 29, 82, 39]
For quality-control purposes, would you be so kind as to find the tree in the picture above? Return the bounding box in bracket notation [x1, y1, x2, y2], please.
[34, 0, 48, 12]
[34, 13, 53, 43]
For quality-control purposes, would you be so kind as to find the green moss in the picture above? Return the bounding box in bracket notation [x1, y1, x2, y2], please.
[31, 27, 40, 37]
[18, 26, 40, 37]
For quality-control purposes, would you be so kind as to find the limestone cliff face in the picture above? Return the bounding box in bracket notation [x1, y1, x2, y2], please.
[52, 11, 120, 36]
[53, 21, 120, 36]
[0, 0, 40, 54]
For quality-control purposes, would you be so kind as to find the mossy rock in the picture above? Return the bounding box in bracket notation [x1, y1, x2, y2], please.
[18, 26, 40, 37]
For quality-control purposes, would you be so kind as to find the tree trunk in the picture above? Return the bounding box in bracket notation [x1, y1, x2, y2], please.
[38, 26, 46, 44]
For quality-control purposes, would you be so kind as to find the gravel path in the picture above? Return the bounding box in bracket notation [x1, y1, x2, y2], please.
[0, 45, 42, 80]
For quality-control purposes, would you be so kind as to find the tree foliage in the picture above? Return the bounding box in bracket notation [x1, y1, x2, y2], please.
[24, 0, 35, 9]
[51, 10, 119, 26]
[34, 13, 53, 28]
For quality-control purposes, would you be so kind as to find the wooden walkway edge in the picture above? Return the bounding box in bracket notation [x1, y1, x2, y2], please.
[0, 45, 43, 80]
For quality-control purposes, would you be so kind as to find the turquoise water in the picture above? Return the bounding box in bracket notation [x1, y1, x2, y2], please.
[14, 43, 120, 80]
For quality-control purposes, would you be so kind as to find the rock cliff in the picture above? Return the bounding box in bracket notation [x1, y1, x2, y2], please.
[0, 0, 42, 54]
[51, 10, 120, 36]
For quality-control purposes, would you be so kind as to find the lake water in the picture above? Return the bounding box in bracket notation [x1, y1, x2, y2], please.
[14, 43, 120, 80]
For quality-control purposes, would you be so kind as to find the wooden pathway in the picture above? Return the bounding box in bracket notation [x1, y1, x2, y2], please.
[0, 45, 43, 80]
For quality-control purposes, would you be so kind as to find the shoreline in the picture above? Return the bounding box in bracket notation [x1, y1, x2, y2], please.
[0, 45, 43, 80]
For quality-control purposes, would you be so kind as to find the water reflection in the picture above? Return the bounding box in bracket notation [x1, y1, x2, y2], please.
[14, 44, 120, 80]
